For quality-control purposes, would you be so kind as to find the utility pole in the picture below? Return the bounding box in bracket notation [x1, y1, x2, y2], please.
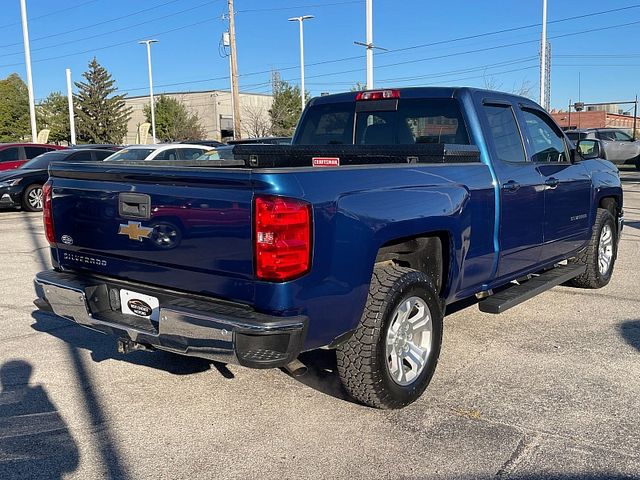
[222, 32, 236, 138]
[65, 69, 76, 145]
[19, 0, 37, 142]
[539, 0, 548, 109]
[633, 95, 637, 141]
[228, 0, 242, 139]
[288, 15, 314, 111]
[139, 39, 158, 144]
[365, 0, 373, 89]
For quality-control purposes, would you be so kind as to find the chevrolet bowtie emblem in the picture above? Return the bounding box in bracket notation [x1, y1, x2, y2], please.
[118, 221, 153, 241]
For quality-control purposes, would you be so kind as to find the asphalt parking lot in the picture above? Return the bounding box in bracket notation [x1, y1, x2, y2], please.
[0, 169, 639, 480]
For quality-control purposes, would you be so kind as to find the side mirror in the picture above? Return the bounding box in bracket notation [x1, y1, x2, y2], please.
[576, 139, 601, 160]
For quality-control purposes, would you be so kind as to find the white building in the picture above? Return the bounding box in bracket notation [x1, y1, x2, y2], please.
[123, 90, 273, 144]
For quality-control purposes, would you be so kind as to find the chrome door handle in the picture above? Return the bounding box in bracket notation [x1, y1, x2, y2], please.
[502, 180, 521, 192]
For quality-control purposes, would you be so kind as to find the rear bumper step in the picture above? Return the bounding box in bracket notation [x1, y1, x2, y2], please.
[478, 264, 586, 314]
[34, 270, 307, 368]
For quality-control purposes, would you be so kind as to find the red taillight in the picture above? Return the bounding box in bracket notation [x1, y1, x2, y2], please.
[355, 89, 400, 101]
[43, 181, 55, 245]
[254, 195, 312, 281]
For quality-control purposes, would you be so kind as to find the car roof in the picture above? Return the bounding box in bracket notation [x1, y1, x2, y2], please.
[122, 144, 210, 151]
[0, 143, 65, 148]
[307, 86, 536, 108]
[41, 149, 109, 157]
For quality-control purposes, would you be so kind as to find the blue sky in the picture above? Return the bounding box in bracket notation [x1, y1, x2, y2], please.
[0, 0, 639, 111]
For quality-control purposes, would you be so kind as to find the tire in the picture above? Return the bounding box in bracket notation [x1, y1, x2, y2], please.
[336, 264, 443, 409]
[568, 208, 617, 289]
[22, 184, 44, 212]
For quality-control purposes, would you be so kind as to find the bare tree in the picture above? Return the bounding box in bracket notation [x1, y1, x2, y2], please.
[241, 101, 272, 138]
[483, 73, 534, 100]
[482, 72, 503, 91]
[511, 79, 533, 99]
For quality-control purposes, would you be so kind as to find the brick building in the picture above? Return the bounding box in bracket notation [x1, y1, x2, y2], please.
[551, 108, 638, 134]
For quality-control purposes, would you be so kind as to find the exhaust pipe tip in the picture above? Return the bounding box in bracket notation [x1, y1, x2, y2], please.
[284, 358, 308, 377]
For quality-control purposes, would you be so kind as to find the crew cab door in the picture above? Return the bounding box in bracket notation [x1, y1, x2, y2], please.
[480, 100, 545, 279]
[517, 107, 592, 260]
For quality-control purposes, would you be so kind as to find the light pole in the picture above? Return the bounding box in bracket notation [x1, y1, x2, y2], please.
[288, 15, 314, 111]
[19, 0, 37, 142]
[539, 0, 548, 108]
[65, 69, 76, 145]
[139, 39, 159, 144]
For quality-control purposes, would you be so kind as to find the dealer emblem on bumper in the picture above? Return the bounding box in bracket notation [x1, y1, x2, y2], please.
[118, 221, 153, 241]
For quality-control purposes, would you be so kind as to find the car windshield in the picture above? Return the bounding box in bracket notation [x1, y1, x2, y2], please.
[20, 152, 68, 169]
[105, 148, 154, 161]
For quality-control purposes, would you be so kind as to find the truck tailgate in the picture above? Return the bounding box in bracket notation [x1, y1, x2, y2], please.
[48, 163, 256, 302]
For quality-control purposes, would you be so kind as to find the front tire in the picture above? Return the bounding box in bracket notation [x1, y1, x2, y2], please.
[22, 184, 43, 212]
[336, 264, 443, 409]
[569, 208, 617, 288]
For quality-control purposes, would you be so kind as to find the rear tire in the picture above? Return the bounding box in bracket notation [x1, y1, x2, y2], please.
[568, 208, 617, 288]
[22, 184, 43, 212]
[336, 264, 443, 409]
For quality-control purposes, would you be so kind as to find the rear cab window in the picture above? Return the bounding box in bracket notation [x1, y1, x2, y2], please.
[295, 97, 470, 145]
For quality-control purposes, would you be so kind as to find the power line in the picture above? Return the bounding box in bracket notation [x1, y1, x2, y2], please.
[0, 18, 218, 69]
[236, 1, 363, 13]
[119, 56, 538, 94]
[0, 0, 185, 48]
[224, 3, 640, 80]
[0, 0, 101, 29]
[0, 0, 221, 57]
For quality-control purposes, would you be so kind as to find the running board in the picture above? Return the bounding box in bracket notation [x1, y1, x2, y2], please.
[478, 264, 586, 314]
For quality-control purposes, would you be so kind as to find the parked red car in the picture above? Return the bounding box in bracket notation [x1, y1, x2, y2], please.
[0, 143, 66, 171]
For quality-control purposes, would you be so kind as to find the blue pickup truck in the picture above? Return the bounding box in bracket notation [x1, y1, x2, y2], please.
[35, 87, 623, 409]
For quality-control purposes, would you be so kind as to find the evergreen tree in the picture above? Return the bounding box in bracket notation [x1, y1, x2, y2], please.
[37, 92, 69, 144]
[0, 73, 30, 142]
[143, 95, 205, 142]
[269, 73, 308, 137]
[74, 58, 131, 144]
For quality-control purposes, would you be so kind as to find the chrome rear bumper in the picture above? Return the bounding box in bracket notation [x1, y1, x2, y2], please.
[34, 270, 307, 368]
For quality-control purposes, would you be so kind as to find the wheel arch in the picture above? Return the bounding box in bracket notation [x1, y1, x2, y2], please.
[374, 231, 452, 297]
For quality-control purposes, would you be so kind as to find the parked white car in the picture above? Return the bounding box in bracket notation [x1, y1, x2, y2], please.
[103, 144, 212, 161]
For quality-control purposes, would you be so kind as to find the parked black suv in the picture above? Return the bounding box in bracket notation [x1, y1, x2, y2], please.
[0, 149, 113, 212]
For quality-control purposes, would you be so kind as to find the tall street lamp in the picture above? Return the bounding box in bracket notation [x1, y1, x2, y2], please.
[19, 0, 37, 142]
[288, 15, 314, 111]
[139, 39, 159, 144]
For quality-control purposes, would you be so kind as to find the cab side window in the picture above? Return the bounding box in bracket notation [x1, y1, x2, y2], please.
[484, 104, 526, 163]
[521, 109, 569, 163]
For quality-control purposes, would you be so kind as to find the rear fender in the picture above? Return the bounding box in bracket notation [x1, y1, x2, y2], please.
[336, 184, 470, 316]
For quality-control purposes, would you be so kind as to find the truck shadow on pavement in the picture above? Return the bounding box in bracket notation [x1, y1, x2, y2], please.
[0, 359, 79, 480]
[30, 308, 354, 402]
[619, 320, 640, 352]
[292, 349, 357, 404]
[30, 310, 222, 376]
